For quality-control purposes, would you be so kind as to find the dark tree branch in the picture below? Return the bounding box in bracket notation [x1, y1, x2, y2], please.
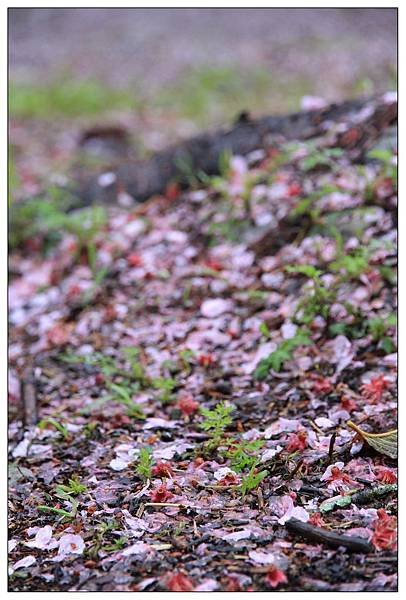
[285, 518, 373, 553]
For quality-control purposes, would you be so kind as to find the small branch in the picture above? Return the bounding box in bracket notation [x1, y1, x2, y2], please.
[285, 518, 373, 553]
[20, 366, 38, 427]
[134, 479, 150, 499]
[350, 483, 397, 505]
[328, 431, 337, 463]
[321, 483, 397, 514]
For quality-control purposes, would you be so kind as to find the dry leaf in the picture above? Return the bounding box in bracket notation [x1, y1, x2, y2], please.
[347, 421, 397, 459]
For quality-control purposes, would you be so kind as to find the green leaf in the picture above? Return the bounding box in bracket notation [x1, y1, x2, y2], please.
[38, 417, 69, 440]
[200, 402, 235, 440]
[254, 330, 311, 379]
[367, 148, 393, 163]
[380, 337, 395, 354]
[227, 439, 264, 472]
[285, 264, 322, 279]
[259, 322, 270, 338]
[240, 464, 268, 495]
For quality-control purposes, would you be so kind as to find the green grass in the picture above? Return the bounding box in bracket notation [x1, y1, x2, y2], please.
[9, 189, 106, 252]
[155, 66, 269, 125]
[9, 66, 313, 125]
[9, 78, 140, 119]
[8, 145, 18, 205]
[154, 65, 312, 126]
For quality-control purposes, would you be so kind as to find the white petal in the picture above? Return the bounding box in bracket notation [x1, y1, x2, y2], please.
[58, 534, 85, 556]
[109, 458, 129, 471]
[10, 555, 36, 574]
[249, 550, 276, 565]
[200, 298, 233, 318]
[25, 525, 53, 549]
[213, 467, 237, 481]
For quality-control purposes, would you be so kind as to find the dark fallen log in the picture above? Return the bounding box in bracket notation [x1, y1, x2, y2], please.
[76, 93, 396, 206]
[285, 518, 373, 553]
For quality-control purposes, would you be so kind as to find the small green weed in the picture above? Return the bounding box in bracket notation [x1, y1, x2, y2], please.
[173, 153, 200, 182]
[254, 329, 311, 379]
[88, 520, 120, 558]
[368, 314, 396, 341]
[379, 264, 397, 286]
[300, 146, 344, 172]
[135, 447, 153, 481]
[208, 218, 250, 243]
[103, 536, 128, 552]
[289, 184, 340, 221]
[173, 521, 186, 536]
[367, 148, 397, 188]
[152, 377, 176, 404]
[121, 346, 150, 386]
[329, 312, 396, 351]
[259, 322, 271, 339]
[247, 290, 269, 302]
[83, 421, 99, 438]
[329, 251, 370, 279]
[9, 188, 76, 250]
[200, 402, 235, 446]
[9, 193, 107, 257]
[38, 489, 79, 520]
[178, 349, 196, 374]
[107, 382, 145, 418]
[38, 417, 70, 440]
[225, 439, 264, 472]
[61, 351, 121, 378]
[240, 463, 268, 496]
[285, 264, 335, 325]
[37, 503, 78, 520]
[55, 475, 87, 497]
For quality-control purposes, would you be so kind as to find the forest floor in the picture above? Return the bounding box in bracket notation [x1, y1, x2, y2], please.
[8, 92, 398, 591]
[9, 8, 397, 201]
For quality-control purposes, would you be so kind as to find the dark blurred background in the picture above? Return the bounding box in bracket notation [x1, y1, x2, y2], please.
[8, 8, 397, 198]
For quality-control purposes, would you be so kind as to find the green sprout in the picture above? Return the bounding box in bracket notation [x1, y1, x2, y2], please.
[254, 329, 311, 379]
[136, 447, 153, 481]
[225, 439, 265, 472]
[55, 475, 87, 497]
[38, 417, 70, 440]
[240, 463, 268, 496]
[200, 401, 235, 446]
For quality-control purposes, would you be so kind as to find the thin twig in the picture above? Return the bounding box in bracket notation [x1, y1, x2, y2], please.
[21, 365, 38, 427]
[134, 479, 150, 498]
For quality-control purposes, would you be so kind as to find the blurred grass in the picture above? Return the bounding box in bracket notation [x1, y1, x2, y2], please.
[9, 66, 314, 124]
[9, 63, 396, 126]
[155, 66, 315, 126]
[8, 146, 18, 205]
[351, 65, 397, 97]
[9, 78, 141, 118]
